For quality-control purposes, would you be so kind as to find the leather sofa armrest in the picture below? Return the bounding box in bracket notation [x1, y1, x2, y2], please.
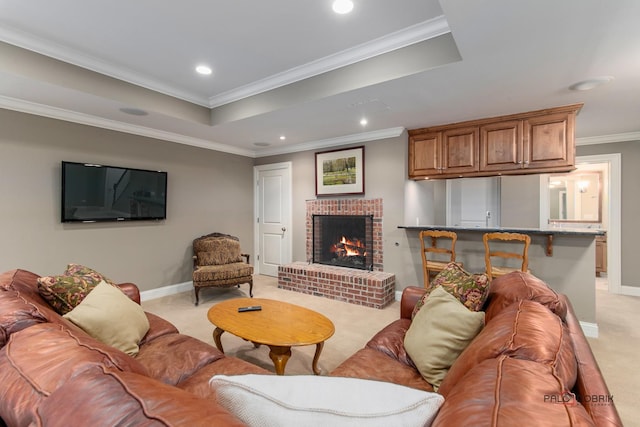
[117, 283, 141, 305]
[400, 286, 427, 320]
[561, 295, 623, 426]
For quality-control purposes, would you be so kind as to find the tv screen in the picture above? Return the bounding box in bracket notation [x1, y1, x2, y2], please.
[61, 161, 167, 223]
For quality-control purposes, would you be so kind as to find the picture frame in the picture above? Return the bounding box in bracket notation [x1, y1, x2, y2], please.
[315, 146, 365, 196]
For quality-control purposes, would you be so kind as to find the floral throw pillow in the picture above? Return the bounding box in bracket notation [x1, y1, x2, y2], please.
[412, 262, 490, 318]
[37, 264, 116, 315]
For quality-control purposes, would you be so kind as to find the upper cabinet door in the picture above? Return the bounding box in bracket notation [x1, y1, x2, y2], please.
[409, 131, 442, 178]
[407, 103, 581, 180]
[480, 120, 523, 171]
[523, 111, 575, 169]
[441, 126, 479, 175]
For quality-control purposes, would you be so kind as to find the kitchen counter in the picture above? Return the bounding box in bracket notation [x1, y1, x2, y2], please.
[399, 225, 604, 256]
[400, 225, 600, 329]
[399, 224, 604, 236]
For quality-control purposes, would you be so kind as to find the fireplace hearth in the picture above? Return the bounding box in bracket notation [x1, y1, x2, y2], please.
[279, 198, 393, 308]
[312, 214, 373, 271]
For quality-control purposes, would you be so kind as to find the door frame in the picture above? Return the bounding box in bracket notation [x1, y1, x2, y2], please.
[539, 153, 622, 294]
[253, 162, 293, 275]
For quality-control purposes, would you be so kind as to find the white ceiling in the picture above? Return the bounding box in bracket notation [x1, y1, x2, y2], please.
[1, 0, 639, 158]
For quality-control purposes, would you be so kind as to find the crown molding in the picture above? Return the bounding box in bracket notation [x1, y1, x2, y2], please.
[1, 16, 449, 110]
[576, 131, 640, 145]
[208, 16, 450, 107]
[0, 95, 254, 157]
[0, 95, 405, 158]
[253, 127, 406, 158]
[0, 25, 210, 106]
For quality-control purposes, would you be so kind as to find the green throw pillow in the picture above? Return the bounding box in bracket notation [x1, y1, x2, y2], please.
[404, 286, 485, 391]
[413, 262, 489, 318]
[37, 264, 116, 314]
[63, 280, 149, 356]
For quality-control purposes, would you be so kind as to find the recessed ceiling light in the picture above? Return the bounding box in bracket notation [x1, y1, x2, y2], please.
[569, 76, 614, 91]
[332, 0, 354, 14]
[279, 136, 286, 140]
[360, 118, 368, 126]
[195, 65, 212, 75]
[119, 107, 148, 116]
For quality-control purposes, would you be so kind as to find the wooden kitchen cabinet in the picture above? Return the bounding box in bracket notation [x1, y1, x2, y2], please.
[480, 119, 523, 172]
[409, 131, 442, 177]
[596, 234, 607, 276]
[523, 111, 575, 169]
[442, 126, 479, 175]
[409, 103, 582, 180]
[409, 127, 479, 177]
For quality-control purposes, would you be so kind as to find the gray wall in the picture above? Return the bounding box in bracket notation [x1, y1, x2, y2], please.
[255, 133, 425, 289]
[3, 105, 635, 308]
[0, 109, 254, 292]
[500, 175, 540, 228]
[578, 141, 640, 288]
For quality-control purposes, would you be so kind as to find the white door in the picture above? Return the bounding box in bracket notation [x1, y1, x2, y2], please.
[254, 162, 292, 276]
[446, 177, 501, 227]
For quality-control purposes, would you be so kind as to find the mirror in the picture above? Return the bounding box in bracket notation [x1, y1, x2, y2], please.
[548, 171, 602, 223]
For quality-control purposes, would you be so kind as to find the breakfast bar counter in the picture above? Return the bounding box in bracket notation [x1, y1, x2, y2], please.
[399, 225, 603, 330]
[399, 225, 604, 257]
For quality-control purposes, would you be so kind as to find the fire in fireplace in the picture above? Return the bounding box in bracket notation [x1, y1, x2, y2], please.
[312, 214, 373, 270]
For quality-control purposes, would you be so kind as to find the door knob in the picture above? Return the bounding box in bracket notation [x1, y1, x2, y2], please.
[281, 227, 287, 233]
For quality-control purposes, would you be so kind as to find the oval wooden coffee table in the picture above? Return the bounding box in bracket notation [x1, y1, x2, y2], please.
[207, 298, 335, 375]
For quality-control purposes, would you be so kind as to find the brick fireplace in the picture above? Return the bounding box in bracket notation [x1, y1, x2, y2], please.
[278, 198, 395, 309]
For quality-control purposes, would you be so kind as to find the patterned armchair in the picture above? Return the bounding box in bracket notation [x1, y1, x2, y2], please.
[192, 233, 253, 306]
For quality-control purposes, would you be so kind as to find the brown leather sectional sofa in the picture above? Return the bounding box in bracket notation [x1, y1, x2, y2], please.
[0, 269, 269, 426]
[1, 268, 623, 426]
[331, 271, 623, 426]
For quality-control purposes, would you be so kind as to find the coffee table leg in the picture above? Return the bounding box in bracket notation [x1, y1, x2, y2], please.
[268, 346, 292, 375]
[312, 341, 325, 375]
[213, 327, 225, 353]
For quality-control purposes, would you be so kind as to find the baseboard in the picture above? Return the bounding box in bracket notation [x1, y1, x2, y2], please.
[140, 281, 192, 302]
[620, 285, 640, 297]
[580, 321, 599, 338]
[395, 290, 599, 338]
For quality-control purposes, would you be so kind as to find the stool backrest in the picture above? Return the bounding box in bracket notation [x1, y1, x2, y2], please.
[483, 232, 531, 279]
[419, 230, 459, 286]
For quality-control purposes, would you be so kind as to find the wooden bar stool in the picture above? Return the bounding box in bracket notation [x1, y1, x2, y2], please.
[483, 232, 531, 280]
[419, 230, 462, 287]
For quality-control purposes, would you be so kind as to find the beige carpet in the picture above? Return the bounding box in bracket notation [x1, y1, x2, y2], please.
[142, 275, 638, 426]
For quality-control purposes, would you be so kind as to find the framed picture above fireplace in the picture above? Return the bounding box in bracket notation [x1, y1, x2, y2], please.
[315, 146, 364, 196]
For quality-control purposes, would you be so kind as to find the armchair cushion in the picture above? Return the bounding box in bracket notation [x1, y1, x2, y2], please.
[194, 237, 243, 266]
[193, 263, 253, 284]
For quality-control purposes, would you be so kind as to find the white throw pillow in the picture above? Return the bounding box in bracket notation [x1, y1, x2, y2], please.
[209, 374, 444, 427]
[63, 280, 150, 355]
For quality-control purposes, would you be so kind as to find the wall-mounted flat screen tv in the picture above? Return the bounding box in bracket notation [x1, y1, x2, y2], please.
[61, 161, 167, 223]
